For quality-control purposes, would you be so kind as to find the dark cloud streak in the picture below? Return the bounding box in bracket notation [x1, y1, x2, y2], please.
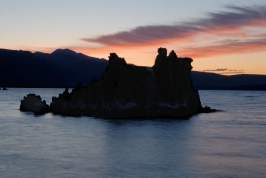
[82, 24, 200, 45]
[203, 68, 245, 75]
[200, 5, 266, 27]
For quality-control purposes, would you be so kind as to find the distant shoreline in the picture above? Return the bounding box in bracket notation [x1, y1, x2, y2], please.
[2, 86, 266, 91]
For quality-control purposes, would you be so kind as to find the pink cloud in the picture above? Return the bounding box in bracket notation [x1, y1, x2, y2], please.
[179, 38, 266, 58]
[82, 4, 266, 48]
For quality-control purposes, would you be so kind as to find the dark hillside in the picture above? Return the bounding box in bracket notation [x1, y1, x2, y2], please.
[35, 49, 108, 80]
[0, 49, 95, 87]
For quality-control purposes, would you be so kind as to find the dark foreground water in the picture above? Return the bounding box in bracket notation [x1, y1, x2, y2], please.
[0, 89, 266, 178]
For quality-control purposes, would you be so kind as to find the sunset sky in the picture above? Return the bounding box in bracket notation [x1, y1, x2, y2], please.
[1, 0, 266, 75]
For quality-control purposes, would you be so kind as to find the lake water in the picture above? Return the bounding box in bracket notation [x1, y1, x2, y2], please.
[0, 89, 266, 178]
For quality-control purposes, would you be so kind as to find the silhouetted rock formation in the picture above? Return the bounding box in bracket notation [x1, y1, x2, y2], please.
[20, 94, 49, 115]
[49, 48, 205, 118]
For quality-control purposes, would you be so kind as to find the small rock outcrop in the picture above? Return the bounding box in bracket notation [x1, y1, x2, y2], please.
[49, 48, 205, 118]
[20, 94, 49, 115]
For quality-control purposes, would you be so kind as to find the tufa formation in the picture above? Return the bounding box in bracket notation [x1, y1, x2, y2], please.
[20, 48, 215, 118]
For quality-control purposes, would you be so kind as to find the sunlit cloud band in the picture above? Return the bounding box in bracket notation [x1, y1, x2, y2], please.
[81, 5, 266, 58]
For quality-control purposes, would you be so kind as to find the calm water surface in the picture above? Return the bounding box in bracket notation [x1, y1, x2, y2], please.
[0, 89, 266, 178]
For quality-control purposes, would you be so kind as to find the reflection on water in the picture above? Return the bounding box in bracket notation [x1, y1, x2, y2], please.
[0, 89, 266, 177]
